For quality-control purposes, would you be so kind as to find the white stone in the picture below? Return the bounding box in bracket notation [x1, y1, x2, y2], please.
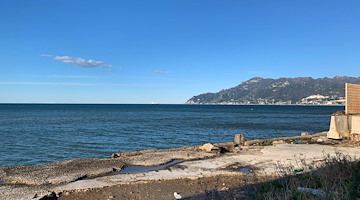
[199, 143, 215, 152]
[273, 140, 285, 144]
[301, 132, 309, 136]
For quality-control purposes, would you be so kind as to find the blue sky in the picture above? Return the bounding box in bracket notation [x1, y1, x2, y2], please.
[1, 0, 359, 104]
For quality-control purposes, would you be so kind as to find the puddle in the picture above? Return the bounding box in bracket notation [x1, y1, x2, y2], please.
[0, 181, 5, 185]
[174, 165, 186, 170]
[114, 160, 184, 174]
[222, 162, 254, 173]
[238, 168, 251, 173]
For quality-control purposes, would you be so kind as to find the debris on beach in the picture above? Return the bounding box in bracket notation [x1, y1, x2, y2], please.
[294, 168, 304, 173]
[174, 192, 182, 199]
[297, 186, 339, 196]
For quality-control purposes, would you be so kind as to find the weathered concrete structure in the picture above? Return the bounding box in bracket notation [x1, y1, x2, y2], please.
[327, 83, 360, 140]
[234, 134, 245, 145]
[327, 115, 350, 139]
[350, 115, 360, 141]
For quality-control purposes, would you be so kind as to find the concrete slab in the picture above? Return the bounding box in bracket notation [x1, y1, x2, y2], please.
[2, 142, 360, 200]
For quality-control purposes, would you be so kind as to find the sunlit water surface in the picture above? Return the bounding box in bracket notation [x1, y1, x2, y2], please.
[0, 104, 342, 167]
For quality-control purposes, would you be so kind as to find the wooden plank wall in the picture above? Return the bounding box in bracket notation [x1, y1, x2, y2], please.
[346, 83, 360, 114]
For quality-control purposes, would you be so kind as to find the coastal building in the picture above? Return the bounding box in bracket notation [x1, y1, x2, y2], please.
[328, 83, 360, 141]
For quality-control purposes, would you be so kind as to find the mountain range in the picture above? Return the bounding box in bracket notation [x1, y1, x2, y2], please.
[186, 76, 360, 105]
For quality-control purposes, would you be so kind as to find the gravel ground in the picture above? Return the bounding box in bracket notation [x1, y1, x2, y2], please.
[3, 133, 360, 200]
[57, 174, 266, 200]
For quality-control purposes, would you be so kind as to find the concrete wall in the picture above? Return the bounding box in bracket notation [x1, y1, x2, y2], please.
[327, 115, 360, 140]
[327, 115, 350, 139]
[351, 115, 360, 135]
[346, 83, 360, 114]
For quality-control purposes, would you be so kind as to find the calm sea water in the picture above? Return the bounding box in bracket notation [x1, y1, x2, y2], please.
[0, 104, 342, 167]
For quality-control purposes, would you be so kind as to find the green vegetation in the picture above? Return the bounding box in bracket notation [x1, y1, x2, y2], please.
[249, 153, 360, 200]
[198, 153, 360, 199]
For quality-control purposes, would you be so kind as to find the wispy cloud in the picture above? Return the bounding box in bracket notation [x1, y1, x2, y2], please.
[49, 75, 105, 79]
[0, 81, 98, 86]
[40, 54, 53, 57]
[0, 81, 144, 87]
[41, 55, 112, 68]
[152, 70, 170, 74]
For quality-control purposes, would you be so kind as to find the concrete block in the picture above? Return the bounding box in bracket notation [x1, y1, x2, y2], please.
[234, 134, 245, 145]
[350, 115, 360, 135]
[327, 115, 350, 139]
[337, 115, 350, 138]
[199, 143, 215, 152]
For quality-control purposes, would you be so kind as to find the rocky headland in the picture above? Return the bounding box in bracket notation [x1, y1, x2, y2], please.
[186, 76, 360, 105]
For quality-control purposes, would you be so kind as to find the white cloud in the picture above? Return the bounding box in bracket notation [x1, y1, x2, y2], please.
[41, 55, 112, 68]
[152, 70, 170, 74]
[39, 54, 53, 57]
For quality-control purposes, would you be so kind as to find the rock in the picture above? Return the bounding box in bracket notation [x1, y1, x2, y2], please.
[350, 133, 360, 141]
[217, 146, 229, 154]
[316, 138, 324, 143]
[234, 134, 245, 145]
[199, 143, 230, 153]
[240, 145, 249, 149]
[216, 142, 235, 152]
[301, 132, 309, 136]
[317, 136, 328, 143]
[234, 145, 241, 153]
[199, 143, 215, 152]
[332, 110, 346, 116]
[111, 152, 126, 158]
[272, 140, 285, 145]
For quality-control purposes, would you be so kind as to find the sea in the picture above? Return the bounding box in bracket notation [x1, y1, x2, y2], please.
[0, 104, 343, 167]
